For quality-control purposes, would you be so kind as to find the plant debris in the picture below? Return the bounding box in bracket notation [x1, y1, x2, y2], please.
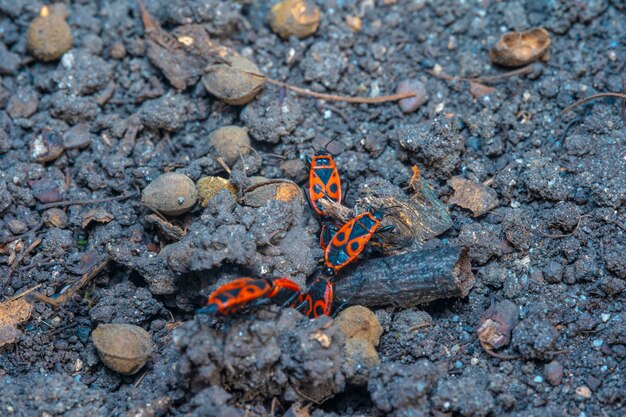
[489, 28, 551, 67]
[448, 176, 499, 217]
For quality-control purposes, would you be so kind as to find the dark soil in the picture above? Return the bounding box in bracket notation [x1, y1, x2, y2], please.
[1, 1, 625, 416]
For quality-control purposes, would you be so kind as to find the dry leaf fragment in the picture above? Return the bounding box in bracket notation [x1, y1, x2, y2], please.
[145, 214, 185, 241]
[82, 208, 115, 229]
[449, 176, 499, 217]
[469, 81, 496, 99]
[0, 299, 33, 348]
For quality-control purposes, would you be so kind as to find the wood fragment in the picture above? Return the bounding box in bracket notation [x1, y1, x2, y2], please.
[335, 247, 474, 308]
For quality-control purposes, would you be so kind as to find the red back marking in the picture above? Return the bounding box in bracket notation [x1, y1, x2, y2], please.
[324, 211, 380, 273]
[268, 277, 303, 306]
[309, 152, 342, 216]
[207, 277, 273, 316]
[301, 279, 334, 318]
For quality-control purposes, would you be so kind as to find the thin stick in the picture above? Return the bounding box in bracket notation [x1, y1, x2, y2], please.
[2, 284, 41, 304]
[480, 341, 520, 360]
[537, 213, 586, 239]
[561, 92, 626, 115]
[37, 192, 137, 210]
[7, 238, 42, 280]
[28, 256, 110, 308]
[266, 78, 415, 104]
[428, 64, 535, 83]
[216, 157, 232, 175]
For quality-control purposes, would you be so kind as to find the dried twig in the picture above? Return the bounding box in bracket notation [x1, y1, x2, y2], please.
[7, 238, 42, 280]
[28, 256, 110, 308]
[561, 92, 626, 115]
[266, 78, 415, 104]
[37, 192, 137, 210]
[428, 64, 535, 83]
[480, 340, 520, 360]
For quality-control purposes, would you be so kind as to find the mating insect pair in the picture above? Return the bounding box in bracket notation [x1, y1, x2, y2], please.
[307, 145, 394, 276]
[198, 276, 334, 319]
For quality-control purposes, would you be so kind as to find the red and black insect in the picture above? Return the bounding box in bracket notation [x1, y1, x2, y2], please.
[306, 147, 342, 217]
[324, 207, 394, 275]
[319, 221, 339, 249]
[297, 277, 334, 318]
[198, 277, 302, 316]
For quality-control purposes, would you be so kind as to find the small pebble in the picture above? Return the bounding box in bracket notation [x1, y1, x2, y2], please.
[592, 339, 603, 347]
[42, 208, 68, 228]
[63, 123, 92, 149]
[534, 376, 543, 383]
[109, 42, 126, 60]
[601, 314, 610, 322]
[269, 0, 320, 39]
[396, 79, 428, 113]
[141, 172, 198, 216]
[27, 4, 73, 62]
[544, 361, 563, 386]
[575, 386, 592, 399]
[490, 28, 550, 67]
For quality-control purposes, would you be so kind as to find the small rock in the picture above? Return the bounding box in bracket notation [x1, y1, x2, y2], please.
[269, 0, 321, 39]
[42, 208, 67, 228]
[141, 172, 198, 216]
[208, 126, 251, 164]
[335, 305, 384, 346]
[0, 181, 14, 213]
[476, 300, 519, 350]
[63, 123, 92, 149]
[575, 385, 592, 399]
[7, 219, 28, 234]
[109, 42, 126, 60]
[197, 176, 237, 207]
[0, 43, 20, 75]
[490, 28, 550, 67]
[92, 323, 154, 375]
[544, 360, 563, 386]
[449, 176, 499, 217]
[202, 55, 265, 105]
[396, 79, 428, 113]
[27, 4, 73, 61]
[31, 127, 64, 163]
[342, 338, 380, 386]
[6, 89, 39, 119]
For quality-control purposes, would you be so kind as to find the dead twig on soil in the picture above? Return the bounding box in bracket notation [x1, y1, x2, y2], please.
[480, 340, 520, 360]
[27, 256, 110, 308]
[561, 92, 626, 121]
[36, 192, 137, 210]
[266, 78, 415, 104]
[7, 238, 42, 280]
[428, 64, 535, 84]
[538, 213, 587, 239]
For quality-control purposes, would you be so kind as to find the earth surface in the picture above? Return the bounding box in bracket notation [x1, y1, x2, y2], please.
[0, 0, 625, 416]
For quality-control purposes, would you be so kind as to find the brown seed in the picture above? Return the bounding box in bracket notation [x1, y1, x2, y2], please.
[27, 4, 73, 62]
[196, 176, 237, 207]
[109, 42, 126, 60]
[342, 338, 380, 386]
[42, 208, 68, 228]
[335, 305, 383, 347]
[269, 0, 321, 39]
[31, 127, 64, 163]
[396, 79, 428, 113]
[141, 172, 198, 216]
[489, 28, 550, 67]
[241, 179, 303, 208]
[208, 126, 251, 165]
[91, 323, 153, 375]
[202, 55, 265, 105]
